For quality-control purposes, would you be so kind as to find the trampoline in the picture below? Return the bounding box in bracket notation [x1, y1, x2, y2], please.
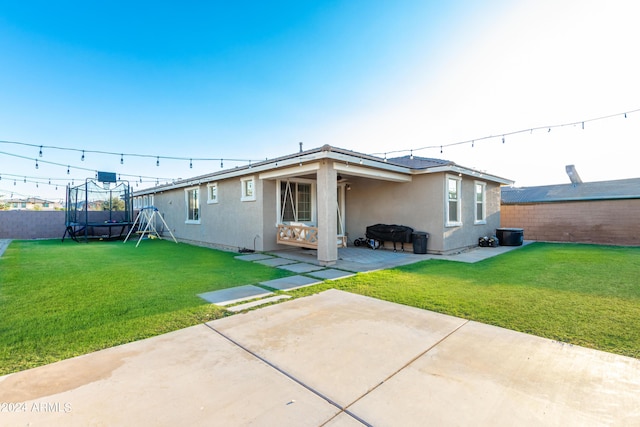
[63, 176, 134, 242]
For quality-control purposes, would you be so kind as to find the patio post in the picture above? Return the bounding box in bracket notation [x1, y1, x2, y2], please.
[317, 159, 338, 266]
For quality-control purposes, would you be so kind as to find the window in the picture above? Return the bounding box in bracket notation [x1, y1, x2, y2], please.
[474, 181, 486, 224]
[207, 183, 218, 204]
[446, 175, 462, 226]
[280, 181, 313, 222]
[185, 187, 200, 223]
[241, 176, 256, 202]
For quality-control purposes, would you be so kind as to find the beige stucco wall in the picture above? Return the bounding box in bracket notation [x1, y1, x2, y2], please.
[345, 173, 502, 254]
[152, 175, 276, 252]
[144, 167, 504, 255]
[501, 199, 640, 246]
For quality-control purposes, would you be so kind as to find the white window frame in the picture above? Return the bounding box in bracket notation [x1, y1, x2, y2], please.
[445, 174, 462, 227]
[207, 182, 218, 204]
[277, 179, 317, 225]
[185, 186, 201, 224]
[241, 176, 256, 202]
[474, 181, 487, 224]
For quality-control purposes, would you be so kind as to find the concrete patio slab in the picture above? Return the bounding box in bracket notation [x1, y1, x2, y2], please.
[209, 289, 468, 407]
[348, 320, 640, 426]
[277, 262, 326, 273]
[1, 289, 638, 426]
[226, 295, 292, 312]
[306, 269, 355, 281]
[255, 257, 298, 267]
[198, 285, 273, 306]
[234, 253, 274, 262]
[0, 325, 341, 426]
[259, 275, 323, 291]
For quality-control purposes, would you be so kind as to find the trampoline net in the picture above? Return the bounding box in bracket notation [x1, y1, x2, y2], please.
[66, 179, 133, 225]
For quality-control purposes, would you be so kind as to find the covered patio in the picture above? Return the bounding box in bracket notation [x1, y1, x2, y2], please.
[259, 145, 412, 266]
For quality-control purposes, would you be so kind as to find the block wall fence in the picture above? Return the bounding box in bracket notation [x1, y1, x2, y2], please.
[500, 199, 640, 246]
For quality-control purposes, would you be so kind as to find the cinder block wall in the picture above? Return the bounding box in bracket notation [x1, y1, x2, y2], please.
[0, 211, 66, 239]
[501, 199, 640, 246]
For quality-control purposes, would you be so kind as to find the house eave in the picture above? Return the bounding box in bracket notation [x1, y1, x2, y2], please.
[417, 165, 513, 185]
[134, 145, 413, 195]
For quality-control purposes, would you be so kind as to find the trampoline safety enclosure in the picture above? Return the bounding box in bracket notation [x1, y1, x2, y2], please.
[63, 177, 134, 242]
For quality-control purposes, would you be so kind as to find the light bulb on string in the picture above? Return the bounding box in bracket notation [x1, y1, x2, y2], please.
[410, 150, 413, 160]
[81, 150, 85, 161]
[220, 159, 224, 168]
[139, 176, 142, 183]
[120, 154, 124, 165]
[502, 136, 505, 144]
[189, 159, 193, 169]
[440, 146, 443, 154]
[35, 159, 39, 169]
[156, 156, 160, 167]
[67, 166, 70, 175]
[39, 146, 43, 157]
[471, 140, 474, 148]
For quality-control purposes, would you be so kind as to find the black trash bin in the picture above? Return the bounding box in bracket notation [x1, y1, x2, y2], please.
[412, 232, 429, 254]
[496, 228, 524, 246]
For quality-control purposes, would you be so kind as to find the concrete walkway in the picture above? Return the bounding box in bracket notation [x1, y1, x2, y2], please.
[2, 289, 638, 426]
[0, 239, 11, 257]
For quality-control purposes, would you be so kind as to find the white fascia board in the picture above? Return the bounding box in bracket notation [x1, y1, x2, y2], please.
[333, 163, 412, 182]
[417, 165, 513, 185]
[259, 163, 320, 180]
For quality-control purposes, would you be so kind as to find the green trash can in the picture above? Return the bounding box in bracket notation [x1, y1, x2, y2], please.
[412, 232, 429, 254]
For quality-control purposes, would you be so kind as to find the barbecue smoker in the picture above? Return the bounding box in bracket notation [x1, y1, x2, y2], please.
[364, 224, 414, 252]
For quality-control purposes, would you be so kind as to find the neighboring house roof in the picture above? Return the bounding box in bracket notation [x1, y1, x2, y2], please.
[135, 145, 513, 195]
[3, 197, 55, 204]
[501, 178, 640, 204]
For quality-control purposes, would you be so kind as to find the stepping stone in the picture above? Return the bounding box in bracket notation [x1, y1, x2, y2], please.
[277, 263, 325, 273]
[255, 257, 298, 267]
[226, 295, 292, 312]
[307, 269, 355, 281]
[260, 275, 323, 291]
[235, 254, 274, 262]
[198, 285, 273, 306]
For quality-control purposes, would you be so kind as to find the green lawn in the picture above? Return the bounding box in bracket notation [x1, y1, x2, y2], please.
[0, 239, 291, 375]
[290, 242, 640, 359]
[1, 240, 638, 376]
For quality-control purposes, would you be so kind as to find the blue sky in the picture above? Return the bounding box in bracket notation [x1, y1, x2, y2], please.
[1, 0, 639, 201]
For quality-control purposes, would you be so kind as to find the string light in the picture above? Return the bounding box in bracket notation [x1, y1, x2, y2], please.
[35, 159, 39, 169]
[156, 156, 160, 167]
[67, 166, 70, 175]
[370, 107, 639, 158]
[81, 150, 85, 161]
[39, 146, 43, 157]
[120, 154, 124, 164]
[189, 159, 193, 169]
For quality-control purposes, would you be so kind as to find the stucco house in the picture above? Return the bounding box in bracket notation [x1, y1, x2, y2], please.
[133, 145, 512, 265]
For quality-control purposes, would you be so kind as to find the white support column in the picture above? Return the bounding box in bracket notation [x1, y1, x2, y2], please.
[316, 159, 338, 266]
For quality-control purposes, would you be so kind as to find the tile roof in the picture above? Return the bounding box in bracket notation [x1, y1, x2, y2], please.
[501, 178, 640, 204]
[387, 155, 454, 169]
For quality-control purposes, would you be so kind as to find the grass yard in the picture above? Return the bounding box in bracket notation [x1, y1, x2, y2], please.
[0, 239, 291, 375]
[1, 240, 638, 376]
[289, 242, 640, 359]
